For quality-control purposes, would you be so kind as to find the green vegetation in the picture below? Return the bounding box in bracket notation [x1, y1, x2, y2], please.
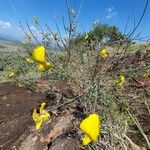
[0, 37, 149, 149]
[74, 23, 130, 46]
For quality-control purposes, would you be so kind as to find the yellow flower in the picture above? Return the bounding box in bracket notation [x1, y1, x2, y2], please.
[37, 62, 54, 72]
[100, 48, 109, 59]
[144, 70, 150, 78]
[32, 45, 54, 72]
[25, 57, 34, 64]
[8, 70, 15, 78]
[32, 102, 50, 130]
[116, 75, 126, 86]
[80, 113, 100, 146]
[32, 45, 46, 63]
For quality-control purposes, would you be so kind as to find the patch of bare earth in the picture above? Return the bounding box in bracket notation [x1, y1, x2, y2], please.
[0, 83, 45, 149]
[0, 81, 81, 150]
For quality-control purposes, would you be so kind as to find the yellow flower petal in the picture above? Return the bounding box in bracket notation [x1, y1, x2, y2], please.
[82, 134, 92, 146]
[32, 109, 39, 122]
[116, 75, 125, 86]
[45, 62, 54, 70]
[8, 71, 15, 78]
[100, 48, 109, 59]
[40, 112, 50, 122]
[40, 102, 46, 113]
[32, 45, 46, 63]
[37, 62, 54, 72]
[35, 118, 43, 130]
[32, 102, 50, 130]
[80, 113, 100, 145]
[37, 63, 45, 72]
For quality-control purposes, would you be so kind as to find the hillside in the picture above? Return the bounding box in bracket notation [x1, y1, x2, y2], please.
[0, 39, 150, 150]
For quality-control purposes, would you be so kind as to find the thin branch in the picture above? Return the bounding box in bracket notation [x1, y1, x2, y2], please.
[76, 1, 83, 21]
[45, 24, 63, 51]
[26, 21, 41, 44]
[130, 0, 136, 28]
[47, 85, 93, 112]
[127, 0, 149, 39]
[123, 15, 130, 35]
[62, 17, 67, 35]
[53, 17, 67, 49]
[66, 0, 72, 57]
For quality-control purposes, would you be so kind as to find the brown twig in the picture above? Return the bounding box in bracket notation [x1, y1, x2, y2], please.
[47, 84, 92, 112]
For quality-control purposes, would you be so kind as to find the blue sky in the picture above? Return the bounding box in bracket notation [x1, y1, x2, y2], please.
[0, 0, 150, 41]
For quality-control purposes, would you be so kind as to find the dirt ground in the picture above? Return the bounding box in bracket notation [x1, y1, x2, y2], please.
[0, 83, 45, 149]
[0, 81, 81, 150]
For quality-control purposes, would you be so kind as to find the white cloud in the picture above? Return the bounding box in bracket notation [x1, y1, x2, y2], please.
[0, 21, 24, 40]
[0, 22, 37, 41]
[105, 7, 117, 19]
[0, 21, 40, 41]
[0, 20, 11, 29]
[0, 21, 43, 41]
[106, 7, 114, 13]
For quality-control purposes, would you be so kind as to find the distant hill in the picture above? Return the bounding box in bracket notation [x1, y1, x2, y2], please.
[0, 33, 21, 42]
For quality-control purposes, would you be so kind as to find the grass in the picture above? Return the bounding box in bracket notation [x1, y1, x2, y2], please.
[128, 110, 150, 149]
